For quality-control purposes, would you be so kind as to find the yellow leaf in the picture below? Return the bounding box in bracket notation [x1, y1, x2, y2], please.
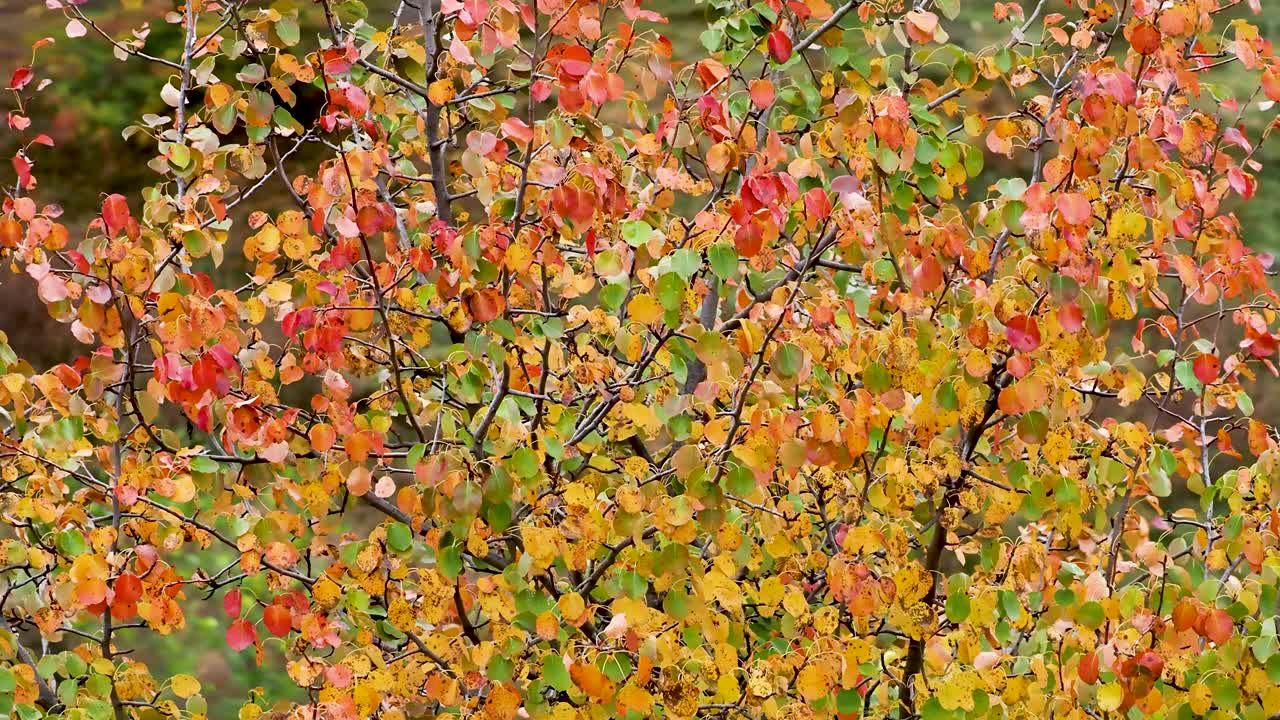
[1098, 682, 1124, 711]
[627, 294, 662, 325]
[171, 674, 201, 698]
[796, 663, 833, 701]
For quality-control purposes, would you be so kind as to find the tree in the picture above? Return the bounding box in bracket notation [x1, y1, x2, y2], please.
[1, 0, 1279, 717]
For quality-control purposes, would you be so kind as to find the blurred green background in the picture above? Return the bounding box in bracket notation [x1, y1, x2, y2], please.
[0, 0, 1278, 717]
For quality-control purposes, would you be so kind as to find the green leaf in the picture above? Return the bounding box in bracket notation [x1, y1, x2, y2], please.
[57, 528, 87, 556]
[600, 282, 628, 311]
[488, 654, 514, 682]
[945, 592, 970, 623]
[275, 15, 301, 46]
[1237, 391, 1255, 416]
[601, 652, 632, 682]
[1076, 601, 1105, 629]
[190, 456, 219, 474]
[438, 542, 463, 579]
[621, 220, 652, 247]
[510, 447, 539, 479]
[1212, 676, 1240, 708]
[657, 273, 686, 311]
[0, 667, 14, 693]
[386, 522, 413, 553]
[935, 0, 960, 19]
[772, 343, 804, 378]
[836, 688, 863, 714]
[863, 363, 891, 393]
[542, 655, 571, 691]
[1267, 654, 1280, 684]
[1174, 360, 1202, 395]
[708, 243, 739, 280]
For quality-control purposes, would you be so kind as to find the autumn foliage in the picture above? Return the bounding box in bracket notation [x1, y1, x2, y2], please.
[3, 0, 1280, 718]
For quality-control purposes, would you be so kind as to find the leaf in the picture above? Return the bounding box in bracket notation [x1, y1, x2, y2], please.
[0, 667, 14, 693]
[1097, 682, 1123, 711]
[226, 618, 257, 652]
[346, 466, 372, 496]
[542, 655, 572, 691]
[263, 603, 292, 637]
[569, 662, 616, 701]
[223, 588, 242, 618]
[463, 287, 506, 323]
[387, 522, 413, 552]
[1078, 652, 1099, 684]
[1130, 21, 1161, 55]
[1193, 353, 1220, 384]
[945, 592, 970, 622]
[171, 674, 201, 698]
[767, 31, 792, 64]
[1174, 360, 1202, 396]
[904, 10, 939, 43]
[1005, 314, 1040, 353]
[1055, 193, 1091, 225]
[772, 343, 804, 378]
[912, 255, 944, 293]
[114, 572, 143, 603]
[749, 79, 775, 109]
[9, 66, 31, 91]
[708, 244, 738, 280]
[621, 220, 652, 247]
[102, 194, 131, 237]
[1058, 302, 1083, 332]
[1203, 609, 1234, 645]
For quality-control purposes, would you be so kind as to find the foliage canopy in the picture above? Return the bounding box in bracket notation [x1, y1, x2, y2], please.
[2, 0, 1280, 719]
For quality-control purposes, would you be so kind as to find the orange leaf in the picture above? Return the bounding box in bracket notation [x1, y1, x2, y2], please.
[1130, 21, 1161, 55]
[1201, 609, 1234, 645]
[569, 662, 616, 701]
[749, 79, 775, 109]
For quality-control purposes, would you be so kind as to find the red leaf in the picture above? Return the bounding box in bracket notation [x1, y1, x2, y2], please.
[1055, 192, 1092, 225]
[734, 220, 764, 257]
[1130, 21, 1161, 55]
[531, 80, 552, 102]
[263, 603, 292, 637]
[767, 31, 792, 64]
[1058, 302, 1084, 332]
[12, 153, 31, 190]
[114, 572, 143, 604]
[585, 228, 597, 258]
[1134, 650, 1164, 678]
[102, 194, 131, 237]
[1078, 652, 1099, 685]
[1193, 353, 1220, 384]
[1005, 314, 1041, 353]
[226, 618, 257, 652]
[356, 205, 387, 235]
[223, 588, 242, 618]
[803, 187, 831, 220]
[9, 66, 32, 91]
